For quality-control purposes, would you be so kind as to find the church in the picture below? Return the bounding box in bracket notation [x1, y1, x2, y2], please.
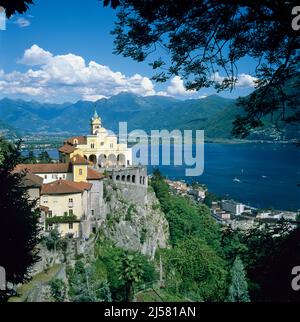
[58, 110, 132, 168]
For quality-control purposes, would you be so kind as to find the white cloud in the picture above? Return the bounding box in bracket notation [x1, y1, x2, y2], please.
[14, 17, 30, 28]
[236, 73, 257, 88]
[211, 72, 257, 88]
[0, 45, 256, 103]
[166, 76, 195, 96]
[20, 45, 53, 66]
[0, 45, 159, 102]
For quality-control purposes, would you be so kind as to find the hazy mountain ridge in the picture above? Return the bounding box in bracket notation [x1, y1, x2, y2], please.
[0, 93, 298, 141]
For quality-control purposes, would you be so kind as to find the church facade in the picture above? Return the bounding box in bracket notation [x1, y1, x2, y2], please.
[59, 111, 132, 168]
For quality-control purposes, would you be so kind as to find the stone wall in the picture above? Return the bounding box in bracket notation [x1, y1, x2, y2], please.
[110, 166, 148, 187]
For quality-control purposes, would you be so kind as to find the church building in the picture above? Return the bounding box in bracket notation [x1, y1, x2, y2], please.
[58, 110, 132, 168]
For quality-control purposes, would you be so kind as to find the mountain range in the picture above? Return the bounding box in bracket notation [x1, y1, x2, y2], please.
[0, 93, 298, 141]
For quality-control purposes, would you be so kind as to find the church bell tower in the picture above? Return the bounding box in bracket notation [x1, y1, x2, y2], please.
[91, 109, 101, 135]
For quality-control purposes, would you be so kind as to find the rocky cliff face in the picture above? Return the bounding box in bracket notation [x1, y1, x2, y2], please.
[99, 180, 169, 259]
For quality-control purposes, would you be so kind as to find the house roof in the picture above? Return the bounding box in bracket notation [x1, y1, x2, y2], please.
[15, 163, 71, 174]
[22, 173, 44, 188]
[41, 179, 92, 195]
[87, 168, 105, 180]
[64, 136, 87, 146]
[58, 144, 77, 154]
[70, 154, 89, 165]
[40, 205, 49, 212]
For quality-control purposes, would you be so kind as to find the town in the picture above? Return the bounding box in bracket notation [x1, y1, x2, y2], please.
[164, 178, 300, 230]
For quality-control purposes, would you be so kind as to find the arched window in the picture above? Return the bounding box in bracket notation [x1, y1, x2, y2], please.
[116, 175, 120, 181]
[127, 175, 131, 182]
[121, 175, 126, 181]
[132, 175, 136, 183]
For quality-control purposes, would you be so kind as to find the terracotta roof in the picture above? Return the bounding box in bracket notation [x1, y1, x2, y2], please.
[87, 167, 105, 180]
[64, 136, 87, 146]
[15, 163, 71, 174]
[58, 144, 77, 154]
[22, 173, 43, 188]
[40, 205, 49, 212]
[71, 154, 89, 165]
[41, 179, 92, 195]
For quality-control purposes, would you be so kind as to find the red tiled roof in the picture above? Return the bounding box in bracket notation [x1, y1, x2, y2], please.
[40, 205, 49, 212]
[15, 163, 71, 174]
[64, 136, 87, 145]
[41, 179, 92, 195]
[58, 144, 77, 154]
[71, 154, 89, 165]
[87, 168, 105, 180]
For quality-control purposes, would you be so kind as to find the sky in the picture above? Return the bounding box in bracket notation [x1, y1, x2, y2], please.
[0, 0, 259, 103]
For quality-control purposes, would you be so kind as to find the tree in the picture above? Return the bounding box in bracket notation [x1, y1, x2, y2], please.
[50, 279, 67, 302]
[43, 228, 60, 252]
[38, 150, 52, 164]
[117, 251, 144, 301]
[22, 149, 37, 164]
[0, 0, 34, 18]
[0, 138, 40, 301]
[67, 261, 112, 302]
[102, 0, 300, 138]
[163, 236, 228, 301]
[228, 257, 250, 302]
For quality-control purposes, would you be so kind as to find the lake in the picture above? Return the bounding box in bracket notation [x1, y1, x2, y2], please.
[37, 143, 300, 211]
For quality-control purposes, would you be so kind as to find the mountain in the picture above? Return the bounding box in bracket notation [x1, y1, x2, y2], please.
[0, 119, 18, 139]
[0, 93, 298, 141]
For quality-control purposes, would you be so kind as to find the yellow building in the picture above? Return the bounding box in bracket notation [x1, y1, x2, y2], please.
[16, 154, 104, 238]
[40, 180, 92, 238]
[59, 110, 132, 168]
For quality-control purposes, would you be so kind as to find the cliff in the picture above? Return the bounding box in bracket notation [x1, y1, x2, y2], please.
[99, 180, 169, 259]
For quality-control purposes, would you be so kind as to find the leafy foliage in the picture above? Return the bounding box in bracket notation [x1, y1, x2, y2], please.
[67, 261, 112, 302]
[0, 0, 33, 18]
[102, 0, 300, 138]
[94, 238, 156, 301]
[49, 279, 67, 302]
[221, 222, 300, 301]
[38, 150, 52, 163]
[0, 138, 40, 300]
[228, 257, 250, 302]
[162, 236, 228, 301]
[151, 169, 221, 249]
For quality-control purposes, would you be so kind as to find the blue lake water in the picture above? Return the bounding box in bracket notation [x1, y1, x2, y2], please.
[36, 143, 300, 211]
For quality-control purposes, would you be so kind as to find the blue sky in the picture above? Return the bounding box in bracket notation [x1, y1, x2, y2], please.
[0, 0, 258, 103]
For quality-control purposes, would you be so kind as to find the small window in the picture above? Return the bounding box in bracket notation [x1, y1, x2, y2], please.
[91, 210, 94, 216]
[101, 142, 104, 146]
[43, 197, 48, 204]
[69, 209, 73, 216]
[52, 174, 58, 179]
[62, 174, 65, 179]
[44, 175, 47, 179]
[79, 169, 83, 175]
[69, 223, 73, 229]
[48, 210, 52, 218]
[110, 143, 113, 148]
[68, 198, 73, 208]
[91, 143, 95, 149]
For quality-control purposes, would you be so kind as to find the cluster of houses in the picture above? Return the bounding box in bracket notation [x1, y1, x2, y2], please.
[165, 179, 206, 201]
[15, 110, 141, 240]
[165, 179, 299, 229]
